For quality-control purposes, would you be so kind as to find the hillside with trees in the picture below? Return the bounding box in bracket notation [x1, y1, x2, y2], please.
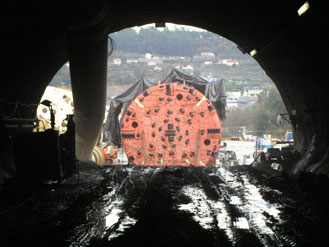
[50, 26, 266, 88]
[109, 27, 246, 59]
[222, 86, 291, 138]
[49, 26, 291, 138]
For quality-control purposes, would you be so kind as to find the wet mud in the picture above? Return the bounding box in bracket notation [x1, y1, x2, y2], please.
[1, 163, 329, 246]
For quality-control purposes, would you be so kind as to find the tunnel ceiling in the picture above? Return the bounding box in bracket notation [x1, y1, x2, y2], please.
[1, 1, 328, 175]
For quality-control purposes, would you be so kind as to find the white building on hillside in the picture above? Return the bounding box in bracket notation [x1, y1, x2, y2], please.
[227, 90, 241, 98]
[204, 61, 213, 65]
[127, 59, 138, 64]
[113, 58, 122, 65]
[201, 52, 215, 57]
[223, 59, 239, 66]
[243, 86, 264, 97]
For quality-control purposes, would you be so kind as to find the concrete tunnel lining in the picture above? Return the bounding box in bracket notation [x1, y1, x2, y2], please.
[0, 1, 328, 175]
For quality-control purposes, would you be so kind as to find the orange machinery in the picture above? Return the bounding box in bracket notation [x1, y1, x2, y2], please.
[121, 82, 222, 166]
[102, 146, 117, 164]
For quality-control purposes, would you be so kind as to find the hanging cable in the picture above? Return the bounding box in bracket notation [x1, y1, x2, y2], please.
[0, 99, 39, 119]
[0, 103, 18, 119]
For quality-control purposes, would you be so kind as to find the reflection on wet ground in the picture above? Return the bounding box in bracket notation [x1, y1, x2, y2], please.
[1, 163, 329, 246]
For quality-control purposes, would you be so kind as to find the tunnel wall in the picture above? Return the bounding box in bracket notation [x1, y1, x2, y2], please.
[1, 1, 328, 175]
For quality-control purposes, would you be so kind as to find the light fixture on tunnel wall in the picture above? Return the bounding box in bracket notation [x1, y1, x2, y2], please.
[297, 1, 310, 16]
[41, 99, 55, 130]
[250, 49, 257, 57]
[155, 22, 166, 28]
[292, 109, 297, 116]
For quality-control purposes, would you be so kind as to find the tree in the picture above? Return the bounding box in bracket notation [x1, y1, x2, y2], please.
[222, 86, 291, 138]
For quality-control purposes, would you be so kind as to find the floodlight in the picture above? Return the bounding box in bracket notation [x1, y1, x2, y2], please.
[250, 49, 257, 57]
[298, 2, 310, 16]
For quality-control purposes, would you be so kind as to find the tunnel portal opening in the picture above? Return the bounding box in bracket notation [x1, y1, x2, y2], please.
[106, 24, 293, 169]
[1, 0, 328, 179]
[44, 23, 293, 170]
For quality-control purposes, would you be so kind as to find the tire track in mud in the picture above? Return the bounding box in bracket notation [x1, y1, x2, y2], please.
[67, 166, 160, 247]
[213, 167, 297, 247]
[175, 167, 263, 247]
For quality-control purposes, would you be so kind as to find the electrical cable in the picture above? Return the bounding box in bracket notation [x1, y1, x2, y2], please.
[0, 103, 18, 119]
[254, 3, 311, 56]
[257, 18, 300, 55]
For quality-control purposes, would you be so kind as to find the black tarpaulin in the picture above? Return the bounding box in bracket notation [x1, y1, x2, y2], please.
[103, 68, 226, 147]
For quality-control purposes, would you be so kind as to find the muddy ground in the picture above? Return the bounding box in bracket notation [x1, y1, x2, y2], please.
[1, 163, 329, 247]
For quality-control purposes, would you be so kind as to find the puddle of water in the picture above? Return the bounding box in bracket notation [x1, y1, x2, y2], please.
[239, 174, 281, 237]
[230, 196, 242, 205]
[107, 215, 137, 241]
[102, 188, 124, 229]
[117, 215, 137, 232]
[233, 217, 250, 229]
[240, 176, 281, 218]
[105, 207, 121, 228]
[102, 190, 137, 241]
[217, 167, 283, 241]
[69, 182, 139, 246]
[178, 186, 215, 230]
[178, 186, 235, 242]
[214, 201, 234, 241]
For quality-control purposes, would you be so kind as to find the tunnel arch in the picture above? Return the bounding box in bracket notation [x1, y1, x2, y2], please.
[1, 1, 328, 175]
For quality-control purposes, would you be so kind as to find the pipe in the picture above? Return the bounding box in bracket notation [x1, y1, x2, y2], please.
[68, 31, 108, 161]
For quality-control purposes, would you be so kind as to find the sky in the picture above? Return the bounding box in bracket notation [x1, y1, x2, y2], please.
[133, 23, 207, 32]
